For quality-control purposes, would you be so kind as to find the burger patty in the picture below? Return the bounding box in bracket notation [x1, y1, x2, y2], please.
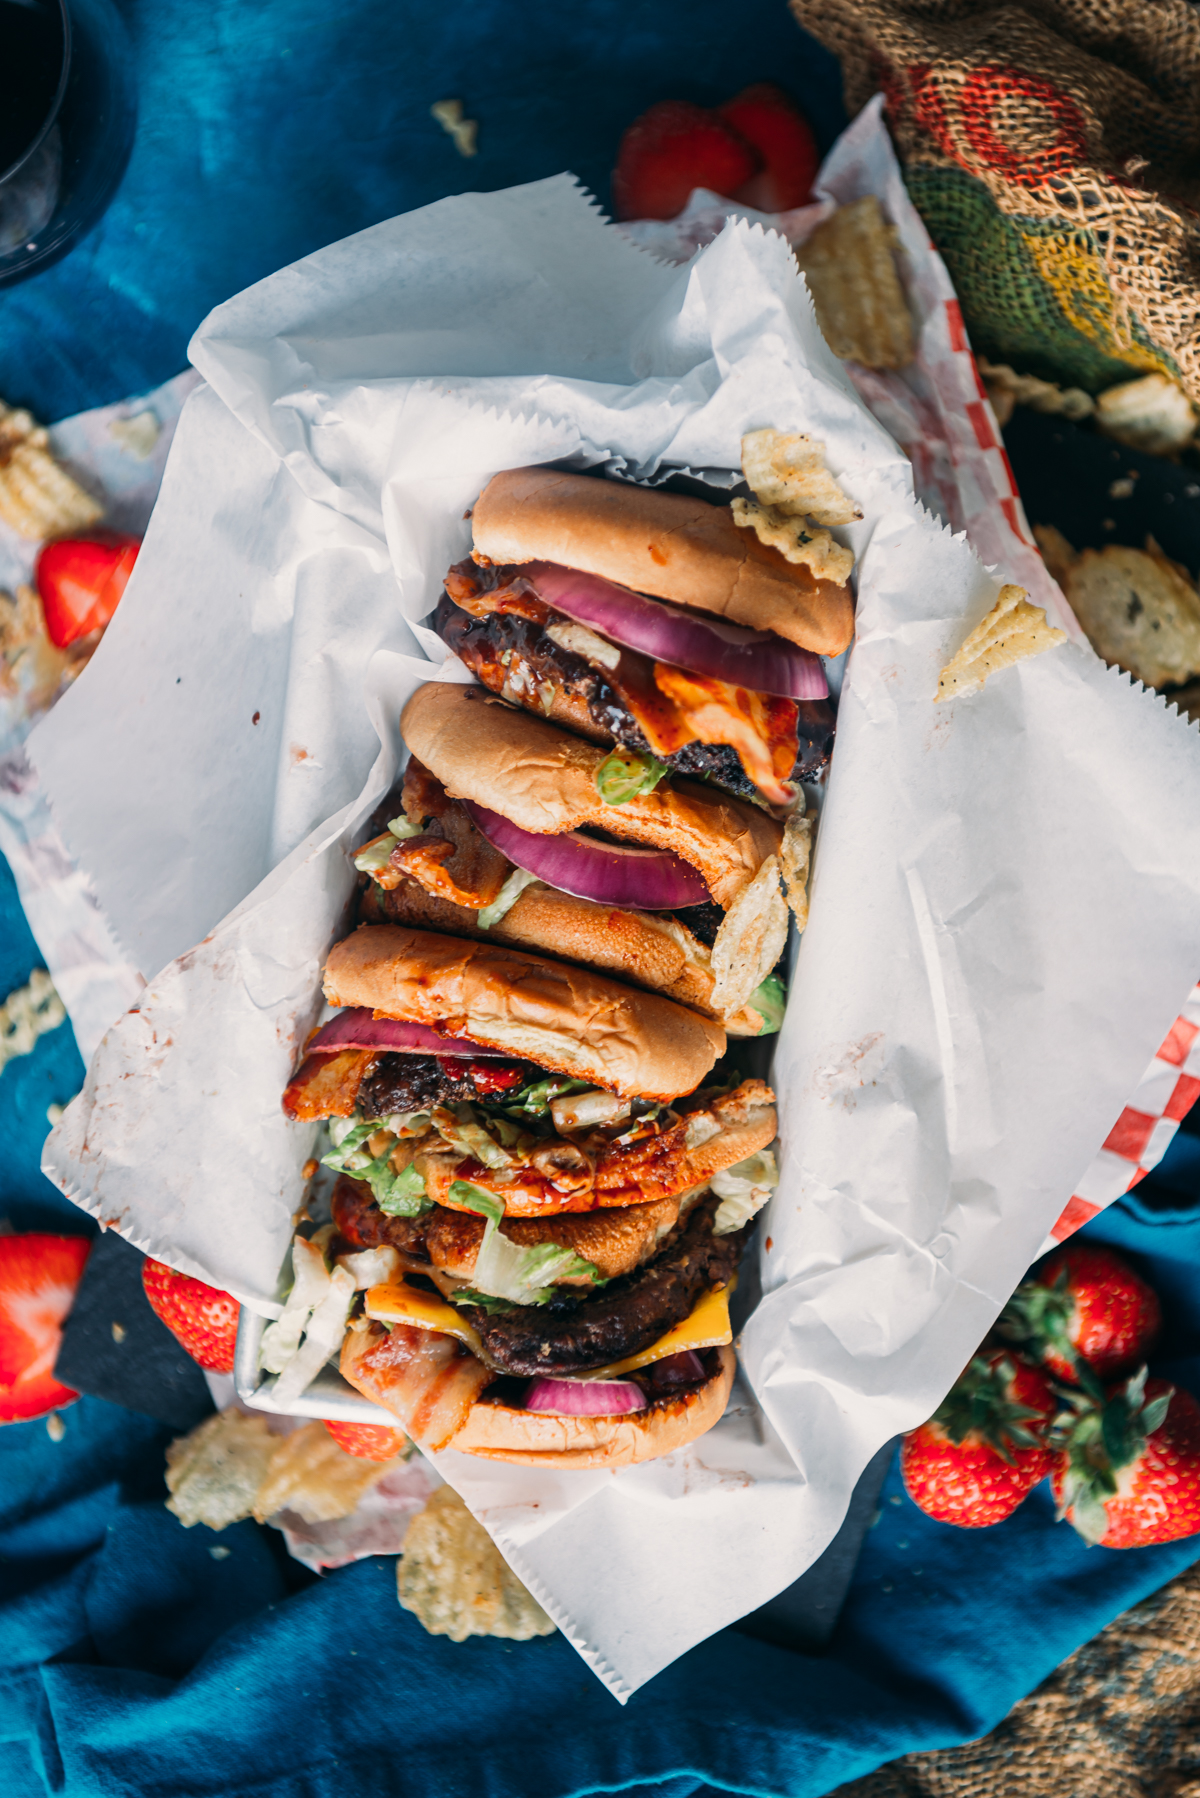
[332, 1172, 431, 1255]
[357, 1051, 537, 1118]
[435, 593, 835, 792]
[457, 1195, 744, 1377]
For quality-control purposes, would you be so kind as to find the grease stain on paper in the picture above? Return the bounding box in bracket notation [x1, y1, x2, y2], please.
[813, 1033, 884, 1110]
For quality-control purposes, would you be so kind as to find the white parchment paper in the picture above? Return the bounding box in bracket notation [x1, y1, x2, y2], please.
[33, 156, 1200, 1699]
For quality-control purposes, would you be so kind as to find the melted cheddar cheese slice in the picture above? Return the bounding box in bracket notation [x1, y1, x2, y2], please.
[586, 1282, 732, 1379]
[364, 1281, 484, 1359]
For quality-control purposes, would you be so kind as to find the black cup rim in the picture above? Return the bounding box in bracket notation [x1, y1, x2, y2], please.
[1, 0, 72, 187]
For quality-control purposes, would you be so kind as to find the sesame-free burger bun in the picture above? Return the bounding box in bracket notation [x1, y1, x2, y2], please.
[323, 923, 725, 1100]
[471, 465, 854, 655]
[400, 682, 781, 910]
[446, 1344, 737, 1466]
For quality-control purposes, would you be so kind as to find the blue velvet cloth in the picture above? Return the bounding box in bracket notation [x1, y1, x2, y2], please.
[3, 3, 1200, 1792]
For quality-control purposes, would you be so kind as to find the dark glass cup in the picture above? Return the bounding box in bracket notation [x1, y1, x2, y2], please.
[0, 0, 136, 287]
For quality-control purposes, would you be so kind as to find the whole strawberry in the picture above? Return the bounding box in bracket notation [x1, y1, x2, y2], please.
[611, 100, 760, 222]
[323, 1420, 408, 1462]
[999, 1243, 1161, 1384]
[1053, 1371, 1200, 1548]
[902, 1350, 1058, 1528]
[142, 1258, 240, 1373]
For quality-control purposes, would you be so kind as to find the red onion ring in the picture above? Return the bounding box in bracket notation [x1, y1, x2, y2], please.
[526, 562, 828, 700]
[525, 1375, 647, 1416]
[307, 1008, 508, 1058]
[463, 801, 709, 910]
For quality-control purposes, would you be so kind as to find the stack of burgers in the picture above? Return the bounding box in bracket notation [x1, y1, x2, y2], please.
[278, 435, 858, 1468]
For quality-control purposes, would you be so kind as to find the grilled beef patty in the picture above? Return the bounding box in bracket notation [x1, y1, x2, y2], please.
[458, 1195, 743, 1377]
[332, 1173, 431, 1255]
[356, 1051, 536, 1119]
[434, 592, 835, 793]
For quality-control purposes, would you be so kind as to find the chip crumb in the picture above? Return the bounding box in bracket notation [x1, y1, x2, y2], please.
[0, 401, 103, 539]
[0, 969, 66, 1076]
[976, 358, 1095, 424]
[45, 1412, 64, 1442]
[793, 196, 915, 371]
[108, 410, 161, 459]
[209, 1544, 231, 1560]
[111, 1321, 126, 1344]
[398, 1485, 556, 1642]
[780, 801, 812, 930]
[1108, 477, 1136, 500]
[730, 496, 854, 583]
[1035, 527, 1200, 689]
[165, 1408, 277, 1531]
[710, 855, 788, 1019]
[431, 99, 477, 158]
[740, 429, 860, 528]
[1094, 373, 1196, 456]
[936, 585, 1067, 702]
[253, 1420, 394, 1524]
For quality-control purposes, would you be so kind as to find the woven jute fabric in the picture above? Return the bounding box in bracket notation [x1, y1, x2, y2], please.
[791, 1, 1200, 401]
[831, 1559, 1200, 1798]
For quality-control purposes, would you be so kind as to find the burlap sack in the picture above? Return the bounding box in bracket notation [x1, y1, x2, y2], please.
[792, 1, 1200, 403]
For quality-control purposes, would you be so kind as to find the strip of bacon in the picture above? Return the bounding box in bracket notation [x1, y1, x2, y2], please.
[340, 1319, 492, 1450]
[283, 1047, 375, 1120]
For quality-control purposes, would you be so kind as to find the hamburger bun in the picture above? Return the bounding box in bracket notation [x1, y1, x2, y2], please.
[445, 1343, 737, 1467]
[471, 466, 854, 655]
[322, 923, 725, 1099]
[401, 682, 781, 909]
[360, 874, 725, 1020]
[419, 1081, 777, 1217]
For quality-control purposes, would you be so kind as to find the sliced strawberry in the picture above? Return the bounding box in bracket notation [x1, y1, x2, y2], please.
[901, 1350, 1058, 1528]
[142, 1258, 240, 1374]
[0, 1234, 90, 1422]
[1000, 1244, 1161, 1384]
[1053, 1371, 1200, 1547]
[323, 1419, 408, 1461]
[612, 100, 760, 222]
[720, 83, 820, 212]
[35, 533, 140, 651]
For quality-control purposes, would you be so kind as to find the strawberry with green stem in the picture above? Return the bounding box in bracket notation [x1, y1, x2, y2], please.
[901, 1350, 1058, 1528]
[1052, 1369, 1200, 1548]
[999, 1243, 1161, 1385]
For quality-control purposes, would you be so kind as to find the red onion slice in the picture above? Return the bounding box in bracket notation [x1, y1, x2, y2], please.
[463, 801, 708, 910]
[527, 562, 828, 700]
[525, 1376, 647, 1416]
[307, 1008, 507, 1058]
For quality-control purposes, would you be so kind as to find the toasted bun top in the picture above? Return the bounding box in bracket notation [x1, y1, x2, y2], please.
[323, 924, 725, 1099]
[400, 682, 781, 909]
[444, 1342, 737, 1467]
[471, 465, 854, 655]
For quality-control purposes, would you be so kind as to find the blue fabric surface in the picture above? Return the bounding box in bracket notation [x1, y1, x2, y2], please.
[0, 0, 846, 421]
[3, 2, 1200, 1792]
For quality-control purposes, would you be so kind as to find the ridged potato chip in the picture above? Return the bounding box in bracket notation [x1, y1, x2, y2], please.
[1094, 373, 1196, 457]
[397, 1485, 556, 1642]
[793, 196, 915, 372]
[936, 585, 1067, 702]
[0, 402, 103, 540]
[253, 1420, 395, 1524]
[1034, 529, 1200, 690]
[780, 801, 812, 929]
[710, 854, 788, 1018]
[730, 497, 854, 582]
[165, 1408, 277, 1531]
[740, 428, 860, 528]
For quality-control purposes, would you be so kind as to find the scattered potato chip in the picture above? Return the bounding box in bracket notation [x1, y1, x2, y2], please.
[730, 497, 854, 582]
[1094, 373, 1196, 456]
[0, 402, 103, 540]
[793, 196, 915, 371]
[165, 1408, 277, 1531]
[398, 1485, 556, 1642]
[710, 855, 788, 1018]
[936, 585, 1067, 702]
[780, 801, 812, 930]
[977, 358, 1095, 427]
[0, 581, 74, 712]
[253, 1420, 395, 1524]
[740, 428, 861, 528]
[1038, 531, 1200, 689]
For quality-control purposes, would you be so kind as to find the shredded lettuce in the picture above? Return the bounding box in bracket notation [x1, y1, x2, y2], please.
[470, 1230, 603, 1304]
[449, 1288, 518, 1313]
[336, 1244, 401, 1288]
[595, 747, 668, 805]
[373, 1158, 430, 1217]
[750, 974, 787, 1035]
[710, 1148, 779, 1236]
[270, 1263, 356, 1408]
[259, 1235, 331, 1375]
[352, 815, 421, 875]
[431, 1102, 513, 1169]
[487, 1074, 590, 1117]
[477, 867, 538, 930]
